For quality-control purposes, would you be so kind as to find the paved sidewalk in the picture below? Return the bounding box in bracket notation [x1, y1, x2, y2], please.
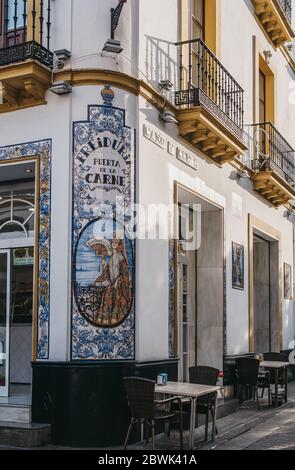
[129, 382, 295, 450]
[1, 383, 295, 451]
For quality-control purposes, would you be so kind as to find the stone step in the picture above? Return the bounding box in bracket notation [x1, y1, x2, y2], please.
[0, 421, 51, 448]
[0, 404, 31, 424]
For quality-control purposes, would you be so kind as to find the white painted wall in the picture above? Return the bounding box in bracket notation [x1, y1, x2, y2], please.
[138, 96, 294, 359]
[0, 0, 294, 363]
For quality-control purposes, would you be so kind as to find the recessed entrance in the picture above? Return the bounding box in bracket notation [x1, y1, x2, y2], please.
[252, 231, 280, 353]
[176, 183, 224, 381]
[249, 215, 282, 353]
[0, 161, 36, 402]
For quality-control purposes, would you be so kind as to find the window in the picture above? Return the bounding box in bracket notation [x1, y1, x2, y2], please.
[0, 182, 35, 240]
[7, 0, 26, 30]
[259, 70, 266, 124]
[191, 0, 204, 40]
[258, 54, 275, 124]
[0, 0, 27, 48]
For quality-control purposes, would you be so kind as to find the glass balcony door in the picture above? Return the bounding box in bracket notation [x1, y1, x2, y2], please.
[0, 250, 11, 397]
[0, 0, 26, 49]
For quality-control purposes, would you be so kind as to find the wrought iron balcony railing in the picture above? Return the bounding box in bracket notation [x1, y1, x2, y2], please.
[278, 0, 292, 25]
[244, 122, 295, 186]
[174, 39, 244, 138]
[0, 0, 53, 68]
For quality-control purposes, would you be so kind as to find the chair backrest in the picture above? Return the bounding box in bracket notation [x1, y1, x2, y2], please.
[263, 352, 286, 362]
[123, 377, 155, 420]
[189, 366, 219, 386]
[235, 358, 260, 386]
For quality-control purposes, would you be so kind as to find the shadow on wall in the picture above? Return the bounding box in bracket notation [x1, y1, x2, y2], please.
[145, 35, 179, 97]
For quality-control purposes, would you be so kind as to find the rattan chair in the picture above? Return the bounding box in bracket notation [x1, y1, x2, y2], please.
[123, 377, 183, 450]
[236, 358, 271, 408]
[189, 366, 219, 441]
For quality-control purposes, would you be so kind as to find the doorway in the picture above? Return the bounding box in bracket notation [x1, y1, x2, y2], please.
[0, 161, 36, 399]
[176, 183, 224, 382]
[252, 230, 280, 353]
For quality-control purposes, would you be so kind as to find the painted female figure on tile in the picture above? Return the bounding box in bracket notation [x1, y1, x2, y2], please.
[74, 218, 134, 328]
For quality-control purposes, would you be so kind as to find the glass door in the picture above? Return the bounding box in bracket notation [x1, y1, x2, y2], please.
[0, 250, 11, 397]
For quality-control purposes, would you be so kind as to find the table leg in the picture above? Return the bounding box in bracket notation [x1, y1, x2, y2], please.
[275, 369, 278, 408]
[189, 397, 197, 450]
[211, 393, 218, 441]
[285, 366, 288, 403]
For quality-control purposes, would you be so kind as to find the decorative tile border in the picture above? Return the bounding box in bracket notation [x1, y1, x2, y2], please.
[0, 139, 52, 359]
[71, 87, 136, 360]
[169, 240, 176, 358]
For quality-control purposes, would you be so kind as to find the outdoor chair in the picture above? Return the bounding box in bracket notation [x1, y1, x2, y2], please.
[189, 366, 219, 441]
[235, 358, 271, 408]
[123, 377, 183, 450]
[171, 366, 220, 442]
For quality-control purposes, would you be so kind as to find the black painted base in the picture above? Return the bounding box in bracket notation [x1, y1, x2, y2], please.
[32, 359, 178, 447]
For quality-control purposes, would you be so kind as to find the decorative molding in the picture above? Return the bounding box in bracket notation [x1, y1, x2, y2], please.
[54, 68, 170, 112]
[0, 140, 52, 360]
[253, 170, 295, 206]
[0, 61, 51, 113]
[252, 0, 295, 47]
[176, 106, 247, 166]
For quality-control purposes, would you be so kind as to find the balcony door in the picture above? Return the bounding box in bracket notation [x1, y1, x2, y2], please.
[0, 0, 26, 49]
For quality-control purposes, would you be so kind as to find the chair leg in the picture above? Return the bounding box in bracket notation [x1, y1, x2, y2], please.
[255, 387, 260, 410]
[261, 387, 265, 399]
[145, 422, 149, 446]
[124, 418, 134, 449]
[151, 420, 156, 450]
[268, 385, 271, 407]
[211, 407, 218, 435]
[205, 412, 209, 442]
[179, 413, 183, 450]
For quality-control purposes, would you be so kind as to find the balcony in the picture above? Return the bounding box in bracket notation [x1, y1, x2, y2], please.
[244, 123, 295, 206]
[174, 39, 247, 166]
[0, 0, 53, 113]
[252, 0, 295, 47]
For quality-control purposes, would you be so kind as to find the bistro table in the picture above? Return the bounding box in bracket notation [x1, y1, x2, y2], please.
[155, 381, 220, 450]
[259, 361, 290, 407]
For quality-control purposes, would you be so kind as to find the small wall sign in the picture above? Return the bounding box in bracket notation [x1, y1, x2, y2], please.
[143, 123, 198, 171]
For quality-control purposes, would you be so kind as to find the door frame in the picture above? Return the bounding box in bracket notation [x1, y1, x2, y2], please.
[248, 214, 282, 352]
[0, 157, 39, 391]
[0, 249, 11, 397]
[174, 181, 225, 370]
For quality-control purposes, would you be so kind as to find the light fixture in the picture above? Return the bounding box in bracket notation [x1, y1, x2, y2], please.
[263, 50, 272, 65]
[25, 168, 33, 173]
[159, 108, 178, 124]
[236, 168, 249, 179]
[103, 38, 123, 54]
[50, 81, 72, 96]
[158, 80, 174, 93]
[53, 49, 72, 70]
[102, 0, 127, 54]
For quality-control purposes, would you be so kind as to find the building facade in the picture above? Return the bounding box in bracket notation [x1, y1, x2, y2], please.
[0, 0, 295, 446]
